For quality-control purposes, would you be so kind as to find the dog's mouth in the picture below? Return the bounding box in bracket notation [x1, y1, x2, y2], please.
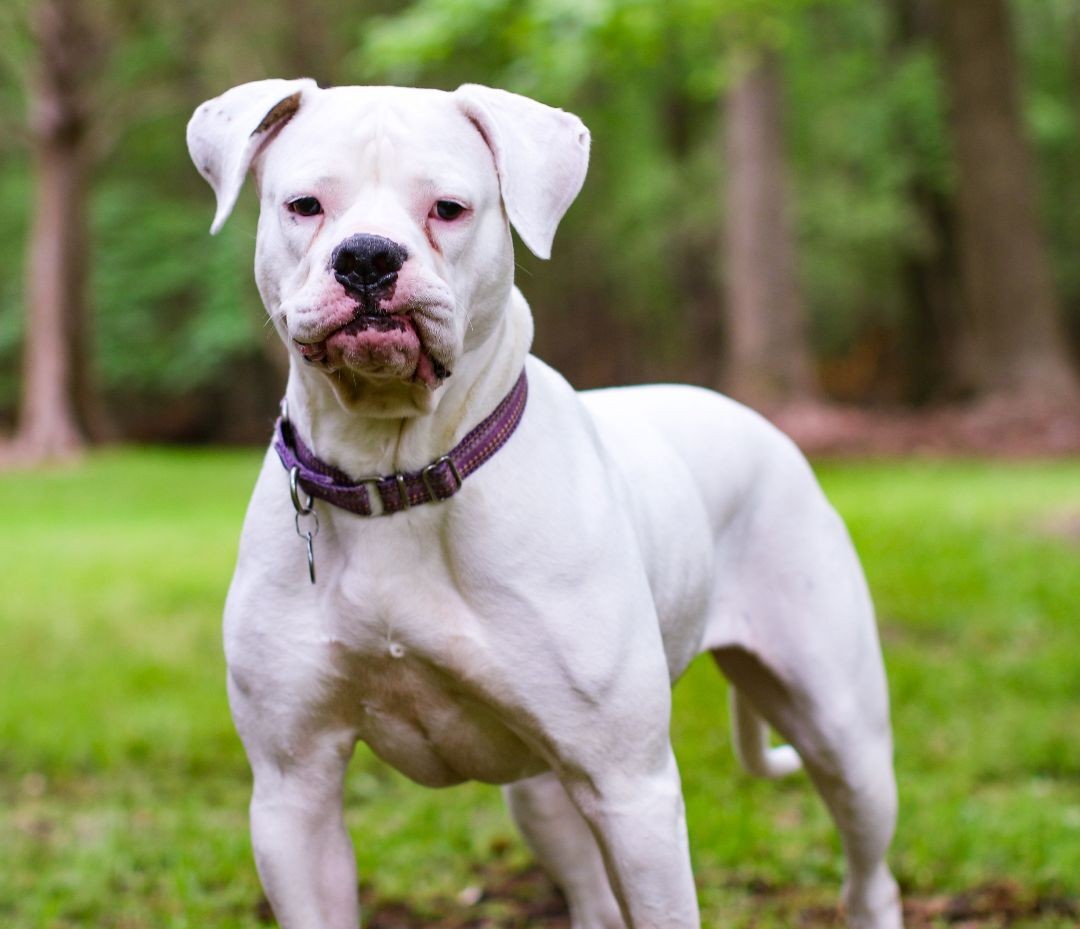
[294, 312, 448, 388]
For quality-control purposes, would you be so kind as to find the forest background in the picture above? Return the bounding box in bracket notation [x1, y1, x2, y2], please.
[2, 0, 1080, 458]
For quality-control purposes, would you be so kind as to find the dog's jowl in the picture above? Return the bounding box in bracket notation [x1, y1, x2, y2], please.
[188, 80, 903, 929]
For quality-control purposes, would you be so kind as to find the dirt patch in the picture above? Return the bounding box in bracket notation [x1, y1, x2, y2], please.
[901, 880, 1079, 927]
[364, 867, 568, 929]
[747, 877, 1078, 927]
[769, 397, 1080, 458]
[252, 864, 570, 928]
[255, 868, 1078, 928]
[1037, 511, 1080, 546]
[254, 864, 568, 928]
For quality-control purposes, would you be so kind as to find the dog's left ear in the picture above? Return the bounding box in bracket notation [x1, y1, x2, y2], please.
[187, 77, 318, 234]
[453, 84, 590, 260]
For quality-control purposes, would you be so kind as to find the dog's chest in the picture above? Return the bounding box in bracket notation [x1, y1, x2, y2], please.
[305, 568, 547, 788]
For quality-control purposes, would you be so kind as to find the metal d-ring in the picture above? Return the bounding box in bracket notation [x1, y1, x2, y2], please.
[294, 508, 320, 584]
[289, 466, 314, 515]
[288, 467, 318, 584]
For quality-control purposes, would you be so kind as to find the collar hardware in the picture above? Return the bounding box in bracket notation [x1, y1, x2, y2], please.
[422, 455, 463, 500]
[273, 369, 528, 521]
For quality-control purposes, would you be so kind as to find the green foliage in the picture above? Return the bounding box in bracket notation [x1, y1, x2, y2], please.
[0, 0, 1078, 424]
[1014, 0, 1080, 322]
[93, 186, 263, 397]
[1, 452, 1078, 926]
[0, 0, 313, 423]
[354, 0, 1080, 387]
[0, 159, 29, 415]
[354, 0, 947, 372]
[786, 5, 947, 355]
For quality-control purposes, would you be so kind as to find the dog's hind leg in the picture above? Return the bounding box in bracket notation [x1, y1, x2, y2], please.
[713, 648, 902, 929]
[504, 771, 626, 929]
[698, 453, 903, 929]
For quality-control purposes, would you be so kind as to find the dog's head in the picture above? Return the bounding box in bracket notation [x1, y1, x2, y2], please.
[187, 80, 589, 407]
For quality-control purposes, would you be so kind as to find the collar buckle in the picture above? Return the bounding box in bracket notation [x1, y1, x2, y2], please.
[274, 369, 527, 520]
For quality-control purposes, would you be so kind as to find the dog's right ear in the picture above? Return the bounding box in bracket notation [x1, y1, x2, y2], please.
[187, 78, 317, 234]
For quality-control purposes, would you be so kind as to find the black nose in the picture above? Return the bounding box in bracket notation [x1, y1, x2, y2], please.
[330, 234, 408, 296]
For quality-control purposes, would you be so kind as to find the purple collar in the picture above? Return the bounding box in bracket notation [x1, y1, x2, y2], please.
[273, 370, 528, 518]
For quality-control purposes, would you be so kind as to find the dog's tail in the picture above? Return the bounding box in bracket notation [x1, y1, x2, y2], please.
[729, 687, 802, 779]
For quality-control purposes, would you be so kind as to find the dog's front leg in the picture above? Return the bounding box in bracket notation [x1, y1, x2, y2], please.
[244, 724, 359, 929]
[562, 746, 700, 929]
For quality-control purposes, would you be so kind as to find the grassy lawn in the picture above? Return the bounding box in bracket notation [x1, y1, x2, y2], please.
[1, 450, 1078, 928]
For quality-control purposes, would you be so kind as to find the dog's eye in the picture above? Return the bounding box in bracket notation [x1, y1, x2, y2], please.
[433, 200, 466, 221]
[287, 197, 323, 217]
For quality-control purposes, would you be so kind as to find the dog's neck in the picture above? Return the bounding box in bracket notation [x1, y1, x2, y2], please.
[281, 289, 534, 480]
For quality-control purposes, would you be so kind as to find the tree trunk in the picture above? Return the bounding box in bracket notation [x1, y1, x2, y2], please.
[657, 66, 722, 389]
[722, 49, 817, 408]
[15, 0, 99, 459]
[888, 0, 968, 403]
[935, 0, 1080, 403]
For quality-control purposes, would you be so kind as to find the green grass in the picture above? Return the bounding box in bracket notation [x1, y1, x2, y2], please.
[1, 451, 1078, 927]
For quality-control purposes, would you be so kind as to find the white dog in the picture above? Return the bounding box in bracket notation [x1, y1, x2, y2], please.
[187, 79, 902, 929]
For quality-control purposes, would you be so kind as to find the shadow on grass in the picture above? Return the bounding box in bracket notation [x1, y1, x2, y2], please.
[254, 864, 567, 929]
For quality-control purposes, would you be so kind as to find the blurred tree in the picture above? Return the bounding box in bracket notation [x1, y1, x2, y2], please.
[358, 0, 830, 403]
[935, 0, 1080, 403]
[0, 0, 393, 444]
[723, 47, 816, 406]
[14, 0, 105, 459]
[2, 0, 1078, 446]
[885, 0, 964, 403]
[356, 0, 711, 387]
